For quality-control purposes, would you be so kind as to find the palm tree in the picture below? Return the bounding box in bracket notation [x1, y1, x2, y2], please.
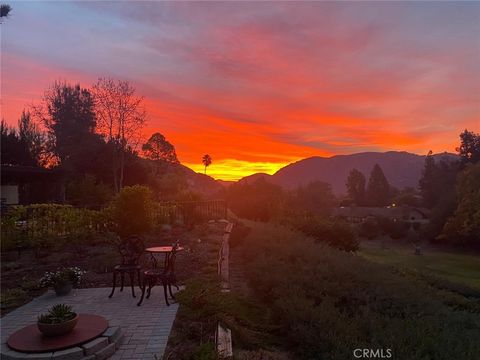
[202, 154, 212, 174]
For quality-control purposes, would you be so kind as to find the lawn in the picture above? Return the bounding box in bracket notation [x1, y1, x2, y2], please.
[359, 239, 480, 293]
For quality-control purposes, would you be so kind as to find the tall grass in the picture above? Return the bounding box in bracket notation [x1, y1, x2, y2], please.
[240, 222, 480, 360]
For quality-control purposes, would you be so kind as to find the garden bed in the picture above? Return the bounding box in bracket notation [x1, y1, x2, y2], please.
[1, 224, 218, 317]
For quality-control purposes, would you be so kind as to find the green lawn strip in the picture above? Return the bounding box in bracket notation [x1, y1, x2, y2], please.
[359, 241, 480, 293]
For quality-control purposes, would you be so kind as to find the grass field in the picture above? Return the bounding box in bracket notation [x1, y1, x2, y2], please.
[359, 239, 480, 294]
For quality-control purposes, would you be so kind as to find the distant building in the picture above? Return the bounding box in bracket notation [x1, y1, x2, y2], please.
[333, 206, 429, 224]
[1, 165, 65, 206]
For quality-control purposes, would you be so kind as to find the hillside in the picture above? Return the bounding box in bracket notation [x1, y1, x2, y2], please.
[238, 151, 457, 194]
[178, 164, 225, 196]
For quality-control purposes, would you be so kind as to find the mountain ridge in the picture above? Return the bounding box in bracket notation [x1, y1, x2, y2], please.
[236, 151, 457, 194]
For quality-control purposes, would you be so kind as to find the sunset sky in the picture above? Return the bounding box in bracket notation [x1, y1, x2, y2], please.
[2, 1, 479, 180]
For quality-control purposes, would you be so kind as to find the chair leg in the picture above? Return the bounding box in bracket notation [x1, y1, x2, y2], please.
[129, 271, 136, 298]
[120, 272, 125, 292]
[108, 271, 117, 298]
[146, 279, 153, 299]
[168, 283, 174, 299]
[137, 276, 146, 306]
[163, 281, 170, 306]
[137, 270, 142, 292]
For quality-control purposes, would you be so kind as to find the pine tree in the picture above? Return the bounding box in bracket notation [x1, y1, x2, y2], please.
[346, 168, 366, 206]
[419, 151, 437, 208]
[366, 164, 390, 206]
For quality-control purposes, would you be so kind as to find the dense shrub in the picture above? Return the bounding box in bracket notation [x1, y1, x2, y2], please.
[0, 204, 108, 253]
[442, 162, 480, 247]
[110, 185, 154, 237]
[240, 222, 480, 360]
[358, 218, 380, 239]
[227, 179, 284, 222]
[66, 174, 112, 208]
[229, 221, 251, 248]
[289, 216, 359, 252]
[377, 217, 409, 239]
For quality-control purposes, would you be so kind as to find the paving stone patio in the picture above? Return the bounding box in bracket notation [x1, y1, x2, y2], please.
[1, 287, 179, 360]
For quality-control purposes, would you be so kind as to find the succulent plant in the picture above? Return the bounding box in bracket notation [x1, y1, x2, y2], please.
[38, 304, 76, 324]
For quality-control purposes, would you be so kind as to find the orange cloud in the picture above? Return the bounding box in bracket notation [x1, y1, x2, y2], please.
[2, 2, 479, 181]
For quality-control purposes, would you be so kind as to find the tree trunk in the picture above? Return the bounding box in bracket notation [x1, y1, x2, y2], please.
[119, 148, 125, 191]
[113, 164, 119, 193]
[112, 142, 119, 193]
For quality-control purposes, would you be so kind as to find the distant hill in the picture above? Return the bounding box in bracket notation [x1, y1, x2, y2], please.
[238, 172, 272, 184]
[237, 151, 457, 194]
[217, 179, 235, 187]
[178, 165, 224, 196]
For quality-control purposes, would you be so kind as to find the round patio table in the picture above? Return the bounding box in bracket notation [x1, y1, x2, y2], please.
[145, 246, 184, 269]
[7, 314, 108, 353]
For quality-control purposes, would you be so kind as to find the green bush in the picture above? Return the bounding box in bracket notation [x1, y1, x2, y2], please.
[359, 218, 380, 239]
[66, 174, 112, 208]
[230, 221, 251, 248]
[377, 217, 409, 239]
[289, 216, 359, 252]
[0, 204, 107, 253]
[240, 222, 480, 360]
[1, 289, 27, 310]
[111, 185, 154, 238]
[190, 343, 217, 360]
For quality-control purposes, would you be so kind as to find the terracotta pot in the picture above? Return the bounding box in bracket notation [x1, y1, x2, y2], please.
[37, 313, 79, 337]
[54, 283, 72, 296]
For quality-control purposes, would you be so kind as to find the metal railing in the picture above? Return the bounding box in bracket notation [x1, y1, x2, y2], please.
[154, 200, 227, 226]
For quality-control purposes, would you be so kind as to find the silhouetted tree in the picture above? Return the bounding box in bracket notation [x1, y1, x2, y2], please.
[92, 78, 146, 192]
[443, 162, 480, 247]
[142, 132, 178, 164]
[1, 120, 24, 165]
[227, 178, 283, 221]
[419, 154, 460, 240]
[294, 181, 336, 216]
[346, 168, 366, 206]
[0, 4, 11, 23]
[33, 81, 97, 170]
[457, 129, 480, 165]
[419, 151, 437, 208]
[392, 186, 420, 207]
[18, 110, 46, 166]
[366, 164, 390, 206]
[1, 112, 45, 166]
[202, 154, 212, 174]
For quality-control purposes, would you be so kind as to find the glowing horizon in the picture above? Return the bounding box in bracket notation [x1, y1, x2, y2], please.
[2, 2, 479, 181]
[185, 159, 291, 182]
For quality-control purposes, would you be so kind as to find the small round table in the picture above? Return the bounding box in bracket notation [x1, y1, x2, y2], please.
[145, 246, 184, 268]
[7, 314, 108, 353]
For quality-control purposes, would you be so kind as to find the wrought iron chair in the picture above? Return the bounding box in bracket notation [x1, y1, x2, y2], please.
[137, 244, 179, 306]
[108, 235, 144, 298]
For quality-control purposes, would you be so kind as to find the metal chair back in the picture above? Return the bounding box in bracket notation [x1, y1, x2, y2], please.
[118, 235, 144, 266]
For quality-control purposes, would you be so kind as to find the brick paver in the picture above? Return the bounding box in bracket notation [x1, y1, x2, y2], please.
[0, 287, 179, 360]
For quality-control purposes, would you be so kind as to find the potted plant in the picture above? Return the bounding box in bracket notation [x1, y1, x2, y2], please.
[37, 304, 79, 337]
[39, 267, 86, 296]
